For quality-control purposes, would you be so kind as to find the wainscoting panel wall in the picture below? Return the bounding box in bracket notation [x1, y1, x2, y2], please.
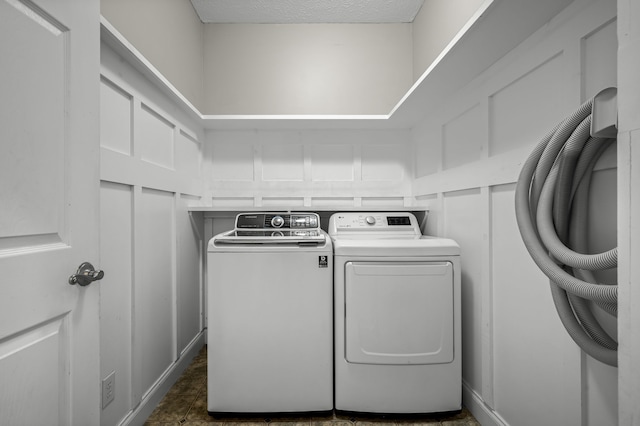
[442, 103, 483, 170]
[99, 41, 204, 426]
[177, 193, 204, 353]
[99, 181, 134, 421]
[441, 189, 483, 394]
[411, 0, 618, 425]
[490, 183, 581, 424]
[204, 129, 413, 209]
[136, 187, 175, 397]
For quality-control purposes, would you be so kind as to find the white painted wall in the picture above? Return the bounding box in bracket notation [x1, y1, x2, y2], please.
[202, 23, 413, 115]
[98, 1, 490, 115]
[411, 0, 618, 424]
[412, 0, 486, 81]
[99, 41, 205, 426]
[100, 0, 205, 112]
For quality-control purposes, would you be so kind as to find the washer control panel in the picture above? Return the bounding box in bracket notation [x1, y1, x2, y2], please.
[236, 212, 320, 230]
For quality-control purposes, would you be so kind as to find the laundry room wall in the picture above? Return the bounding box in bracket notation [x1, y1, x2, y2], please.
[102, 0, 413, 116]
[411, 0, 618, 425]
[100, 0, 205, 112]
[99, 40, 205, 426]
[411, 0, 486, 81]
[202, 23, 413, 115]
[99, 0, 492, 116]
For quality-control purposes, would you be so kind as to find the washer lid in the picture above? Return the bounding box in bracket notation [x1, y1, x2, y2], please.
[214, 229, 326, 244]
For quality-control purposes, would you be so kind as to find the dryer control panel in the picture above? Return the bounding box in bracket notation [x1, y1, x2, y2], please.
[329, 212, 421, 235]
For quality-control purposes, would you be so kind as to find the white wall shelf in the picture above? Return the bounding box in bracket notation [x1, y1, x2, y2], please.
[189, 206, 428, 213]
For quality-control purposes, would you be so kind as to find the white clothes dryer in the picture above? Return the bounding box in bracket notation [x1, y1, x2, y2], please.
[329, 212, 461, 414]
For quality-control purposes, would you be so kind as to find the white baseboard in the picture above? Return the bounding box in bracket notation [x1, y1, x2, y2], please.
[119, 331, 206, 426]
[463, 381, 509, 426]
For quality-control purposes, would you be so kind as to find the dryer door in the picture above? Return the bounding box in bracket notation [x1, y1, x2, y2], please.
[344, 261, 454, 365]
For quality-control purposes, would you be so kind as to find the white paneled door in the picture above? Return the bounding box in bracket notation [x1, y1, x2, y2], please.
[0, 1, 100, 425]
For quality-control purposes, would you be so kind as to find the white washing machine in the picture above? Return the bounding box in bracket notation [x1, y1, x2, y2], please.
[329, 212, 461, 414]
[207, 212, 333, 414]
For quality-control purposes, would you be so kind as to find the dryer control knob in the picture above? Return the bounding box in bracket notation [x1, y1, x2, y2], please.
[365, 216, 376, 225]
[271, 215, 285, 228]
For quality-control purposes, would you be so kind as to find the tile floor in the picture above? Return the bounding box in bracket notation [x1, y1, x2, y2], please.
[145, 346, 480, 426]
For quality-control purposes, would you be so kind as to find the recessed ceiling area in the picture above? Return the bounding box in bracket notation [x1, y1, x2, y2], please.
[190, 0, 425, 24]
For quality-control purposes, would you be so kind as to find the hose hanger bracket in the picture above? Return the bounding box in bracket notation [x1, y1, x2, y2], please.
[591, 87, 617, 139]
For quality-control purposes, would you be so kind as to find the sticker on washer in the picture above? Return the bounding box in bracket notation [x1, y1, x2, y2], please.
[318, 255, 328, 268]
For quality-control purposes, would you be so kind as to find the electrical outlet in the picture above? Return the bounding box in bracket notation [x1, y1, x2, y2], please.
[102, 371, 115, 409]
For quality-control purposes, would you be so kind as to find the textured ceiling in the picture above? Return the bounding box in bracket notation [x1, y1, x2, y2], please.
[190, 0, 425, 24]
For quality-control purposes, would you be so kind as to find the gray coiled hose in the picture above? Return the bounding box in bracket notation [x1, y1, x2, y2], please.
[515, 98, 618, 367]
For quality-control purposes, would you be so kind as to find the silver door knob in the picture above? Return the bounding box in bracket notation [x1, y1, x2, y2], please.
[68, 262, 104, 286]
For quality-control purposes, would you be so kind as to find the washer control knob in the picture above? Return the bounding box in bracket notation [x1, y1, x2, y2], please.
[365, 216, 376, 225]
[271, 215, 285, 228]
